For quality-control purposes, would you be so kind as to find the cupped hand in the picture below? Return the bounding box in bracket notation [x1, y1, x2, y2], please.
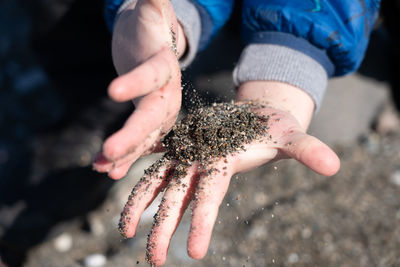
[93, 0, 185, 179]
[118, 104, 340, 266]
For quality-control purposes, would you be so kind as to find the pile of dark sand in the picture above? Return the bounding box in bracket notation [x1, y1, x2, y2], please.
[139, 101, 271, 179]
[118, 101, 270, 238]
[163, 101, 269, 165]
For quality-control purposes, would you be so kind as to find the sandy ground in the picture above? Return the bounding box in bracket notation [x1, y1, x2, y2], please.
[23, 129, 400, 267]
[19, 56, 400, 266]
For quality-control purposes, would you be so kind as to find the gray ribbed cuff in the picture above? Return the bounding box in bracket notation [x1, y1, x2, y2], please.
[118, 0, 201, 69]
[233, 44, 328, 111]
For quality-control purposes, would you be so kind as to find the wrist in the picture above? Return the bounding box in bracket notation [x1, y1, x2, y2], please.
[233, 43, 329, 112]
[236, 81, 314, 131]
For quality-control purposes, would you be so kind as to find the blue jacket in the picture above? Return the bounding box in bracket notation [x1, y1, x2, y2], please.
[105, 0, 380, 77]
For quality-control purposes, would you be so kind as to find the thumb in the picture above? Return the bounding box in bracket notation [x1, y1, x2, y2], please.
[140, 0, 176, 22]
[139, 0, 178, 47]
[144, 0, 170, 10]
[280, 132, 340, 176]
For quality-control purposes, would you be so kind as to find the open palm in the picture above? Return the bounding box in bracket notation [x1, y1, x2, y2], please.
[118, 104, 340, 266]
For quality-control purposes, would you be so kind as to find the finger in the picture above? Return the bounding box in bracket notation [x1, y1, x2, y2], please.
[107, 128, 162, 179]
[146, 164, 198, 266]
[107, 133, 169, 179]
[142, 0, 178, 35]
[141, 139, 166, 155]
[119, 160, 172, 238]
[187, 160, 233, 259]
[108, 48, 173, 102]
[98, 138, 164, 179]
[102, 87, 178, 161]
[92, 153, 113, 173]
[145, 0, 171, 10]
[93, 113, 171, 176]
[108, 164, 133, 180]
[280, 131, 340, 176]
[109, 114, 175, 172]
[95, 116, 173, 179]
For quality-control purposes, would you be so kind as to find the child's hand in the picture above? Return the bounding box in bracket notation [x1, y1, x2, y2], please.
[118, 82, 340, 266]
[93, 0, 186, 179]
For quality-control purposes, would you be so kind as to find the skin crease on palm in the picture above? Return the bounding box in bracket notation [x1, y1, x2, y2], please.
[92, 0, 341, 266]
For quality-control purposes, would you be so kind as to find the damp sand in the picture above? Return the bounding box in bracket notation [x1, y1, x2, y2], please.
[118, 101, 270, 241]
[163, 101, 269, 165]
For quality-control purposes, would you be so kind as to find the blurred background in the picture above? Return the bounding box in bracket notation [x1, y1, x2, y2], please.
[0, 0, 399, 266]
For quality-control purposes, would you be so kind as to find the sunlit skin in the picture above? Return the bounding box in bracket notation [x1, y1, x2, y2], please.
[93, 0, 186, 179]
[93, 0, 340, 266]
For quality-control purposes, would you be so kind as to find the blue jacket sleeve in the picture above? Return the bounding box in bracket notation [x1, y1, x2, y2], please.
[191, 0, 235, 49]
[241, 0, 381, 76]
[104, 0, 125, 31]
[104, 0, 235, 50]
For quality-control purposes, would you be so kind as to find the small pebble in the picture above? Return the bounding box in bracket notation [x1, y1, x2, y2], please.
[301, 227, 312, 239]
[288, 253, 299, 264]
[390, 169, 400, 186]
[90, 217, 105, 236]
[53, 233, 72, 252]
[84, 254, 107, 267]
